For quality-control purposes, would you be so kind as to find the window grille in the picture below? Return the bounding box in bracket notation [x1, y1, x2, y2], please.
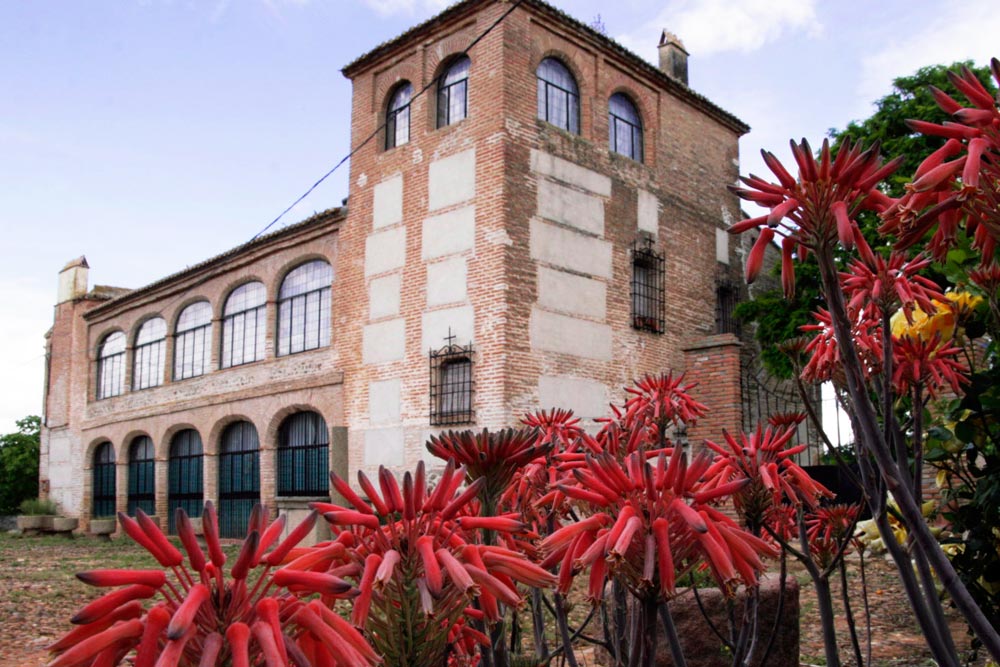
[127, 436, 156, 516]
[631, 238, 665, 334]
[218, 421, 260, 538]
[386, 83, 413, 150]
[277, 412, 330, 497]
[437, 56, 470, 127]
[96, 331, 126, 399]
[221, 282, 266, 368]
[536, 58, 580, 134]
[168, 429, 203, 534]
[133, 318, 166, 390]
[609, 93, 643, 161]
[174, 301, 212, 380]
[277, 261, 332, 356]
[429, 337, 474, 426]
[715, 282, 742, 335]
[92, 441, 116, 518]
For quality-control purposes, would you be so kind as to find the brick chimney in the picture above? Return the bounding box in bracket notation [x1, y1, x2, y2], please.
[57, 256, 89, 304]
[658, 30, 689, 86]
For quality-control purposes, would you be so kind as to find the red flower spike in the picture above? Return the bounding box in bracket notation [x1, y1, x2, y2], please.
[264, 509, 318, 566]
[48, 601, 144, 652]
[174, 510, 206, 574]
[201, 501, 226, 568]
[230, 531, 260, 580]
[165, 583, 209, 640]
[330, 470, 374, 515]
[71, 584, 158, 625]
[197, 633, 222, 667]
[251, 621, 286, 667]
[76, 570, 166, 589]
[746, 228, 775, 284]
[47, 619, 144, 667]
[135, 510, 183, 568]
[134, 606, 170, 667]
[225, 623, 251, 667]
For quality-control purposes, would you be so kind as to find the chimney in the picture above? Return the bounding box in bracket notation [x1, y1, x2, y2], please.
[57, 256, 89, 303]
[658, 30, 688, 86]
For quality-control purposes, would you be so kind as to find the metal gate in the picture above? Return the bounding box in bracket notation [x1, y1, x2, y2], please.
[168, 429, 204, 533]
[740, 352, 820, 465]
[218, 421, 260, 538]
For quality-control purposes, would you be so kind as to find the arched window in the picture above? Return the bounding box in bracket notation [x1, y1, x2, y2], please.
[277, 260, 332, 356]
[221, 282, 266, 368]
[92, 442, 116, 518]
[609, 93, 643, 161]
[277, 412, 330, 497]
[386, 82, 413, 150]
[437, 56, 470, 128]
[168, 429, 203, 533]
[174, 301, 212, 380]
[96, 331, 126, 399]
[218, 421, 260, 538]
[536, 58, 579, 134]
[127, 436, 155, 516]
[133, 318, 166, 390]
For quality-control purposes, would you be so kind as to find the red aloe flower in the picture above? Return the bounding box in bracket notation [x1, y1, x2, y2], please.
[318, 462, 556, 667]
[728, 137, 903, 297]
[51, 504, 376, 667]
[542, 446, 776, 602]
[426, 428, 550, 513]
[805, 504, 862, 569]
[840, 252, 945, 323]
[702, 426, 833, 530]
[800, 308, 884, 386]
[623, 372, 708, 431]
[880, 60, 1000, 263]
[891, 332, 969, 398]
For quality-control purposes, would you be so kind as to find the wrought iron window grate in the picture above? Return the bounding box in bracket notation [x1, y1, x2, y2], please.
[715, 281, 742, 335]
[92, 442, 116, 518]
[168, 429, 203, 534]
[631, 238, 665, 334]
[277, 411, 330, 498]
[429, 339, 475, 426]
[127, 436, 156, 516]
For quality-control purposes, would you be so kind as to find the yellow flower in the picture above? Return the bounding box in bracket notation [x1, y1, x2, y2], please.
[944, 291, 983, 320]
[890, 299, 956, 343]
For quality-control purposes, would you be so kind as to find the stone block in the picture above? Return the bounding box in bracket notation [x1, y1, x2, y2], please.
[362, 319, 406, 364]
[537, 178, 604, 236]
[529, 306, 612, 360]
[537, 266, 606, 320]
[372, 174, 403, 229]
[426, 256, 468, 306]
[530, 219, 612, 279]
[365, 227, 406, 276]
[422, 206, 475, 259]
[428, 149, 475, 211]
[369, 273, 401, 320]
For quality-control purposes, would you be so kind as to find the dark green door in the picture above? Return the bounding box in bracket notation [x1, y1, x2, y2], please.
[218, 421, 260, 538]
[168, 429, 204, 534]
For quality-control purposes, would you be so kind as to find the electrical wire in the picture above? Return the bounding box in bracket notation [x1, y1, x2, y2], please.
[251, 0, 526, 241]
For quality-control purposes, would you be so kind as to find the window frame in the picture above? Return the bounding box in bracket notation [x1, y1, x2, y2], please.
[631, 238, 666, 334]
[429, 341, 475, 426]
[276, 260, 333, 357]
[173, 301, 212, 381]
[609, 93, 644, 162]
[220, 282, 267, 369]
[385, 82, 413, 150]
[132, 318, 166, 391]
[536, 57, 580, 134]
[437, 56, 470, 128]
[127, 435, 156, 517]
[96, 331, 126, 400]
[277, 411, 330, 498]
[92, 441, 116, 518]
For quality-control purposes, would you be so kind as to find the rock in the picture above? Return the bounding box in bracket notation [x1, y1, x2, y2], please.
[657, 575, 799, 667]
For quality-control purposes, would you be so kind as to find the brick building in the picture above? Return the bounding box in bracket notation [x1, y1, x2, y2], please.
[40, 0, 752, 536]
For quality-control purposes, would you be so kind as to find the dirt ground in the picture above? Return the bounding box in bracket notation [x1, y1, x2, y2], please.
[0, 533, 987, 667]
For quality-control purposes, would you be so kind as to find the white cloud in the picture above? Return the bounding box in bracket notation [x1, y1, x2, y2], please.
[616, 0, 821, 61]
[359, 0, 451, 18]
[856, 0, 1000, 115]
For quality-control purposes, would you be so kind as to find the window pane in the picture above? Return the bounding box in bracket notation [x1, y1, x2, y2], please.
[133, 318, 166, 390]
[277, 412, 329, 497]
[537, 58, 579, 133]
[222, 282, 266, 368]
[278, 261, 332, 356]
[97, 331, 126, 399]
[387, 83, 413, 149]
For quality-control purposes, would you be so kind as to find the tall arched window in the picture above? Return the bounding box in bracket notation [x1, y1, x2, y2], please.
[133, 318, 166, 390]
[92, 442, 116, 518]
[127, 436, 155, 516]
[221, 282, 266, 368]
[168, 429, 203, 533]
[609, 93, 643, 161]
[437, 56, 470, 128]
[536, 58, 579, 134]
[219, 421, 260, 538]
[277, 260, 332, 356]
[96, 331, 126, 399]
[174, 301, 212, 380]
[386, 82, 413, 150]
[277, 412, 330, 497]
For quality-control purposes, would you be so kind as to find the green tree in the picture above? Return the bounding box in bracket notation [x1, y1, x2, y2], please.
[738, 62, 996, 377]
[0, 415, 41, 514]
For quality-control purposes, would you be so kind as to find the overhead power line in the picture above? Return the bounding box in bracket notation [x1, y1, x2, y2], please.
[251, 0, 527, 242]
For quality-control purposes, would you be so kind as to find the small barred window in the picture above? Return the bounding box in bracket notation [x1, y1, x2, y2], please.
[429, 337, 474, 426]
[631, 238, 665, 334]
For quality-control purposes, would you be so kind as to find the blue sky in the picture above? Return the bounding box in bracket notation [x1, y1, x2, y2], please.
[1, 0, 998, 433]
